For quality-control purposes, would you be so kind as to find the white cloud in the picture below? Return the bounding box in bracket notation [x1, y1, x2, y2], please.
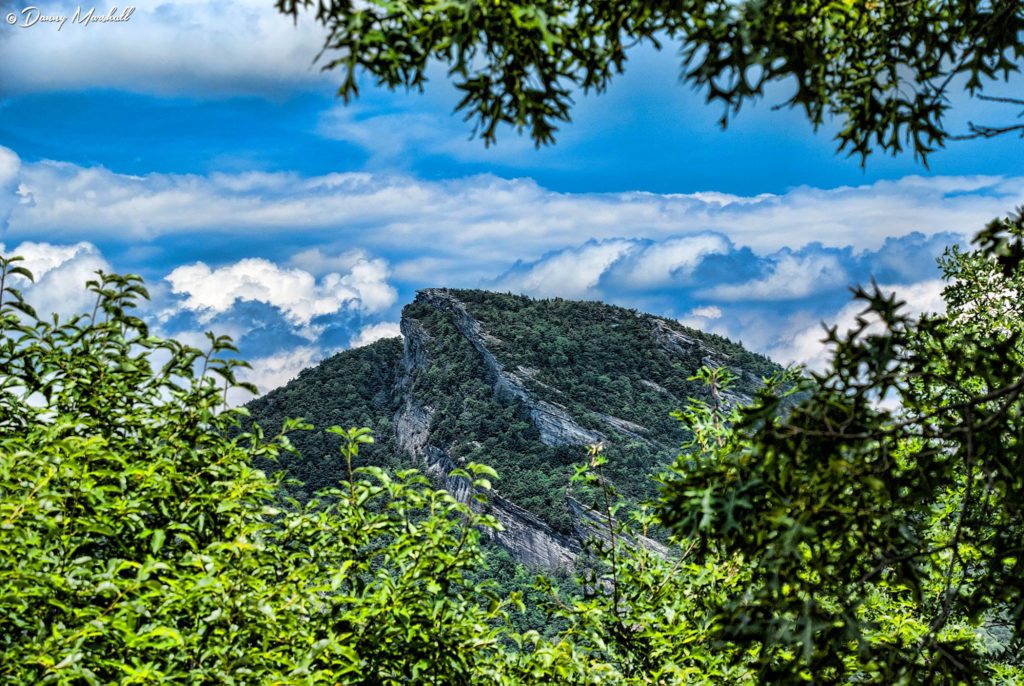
[491, 234, 737, 300]
[5, 146, 1022, 260]
[0, 1, 332, 96]
[6, 241, 94, 280]
[165, 255, 396, 327]
[605, 234, 730, 289]
[493, 240, 634, 298]
[350, 321, 402, 348]
[701, 253, 849, 301]
[0, 240, 110, 317]
[228, 346, 326, 406]
[0, 241, 401, 405]
[769, 279, 947, 369]
[689, 305, 723, 319]
[342, 258, 398, 314]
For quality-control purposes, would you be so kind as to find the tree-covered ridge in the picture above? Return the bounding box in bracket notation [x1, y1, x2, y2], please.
[453, 288, 774, 430]
[430, 289, 778, 505]
[401, 297, 581, 531]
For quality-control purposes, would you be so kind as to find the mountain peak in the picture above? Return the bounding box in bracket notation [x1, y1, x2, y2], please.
[248, 289, 778, 567]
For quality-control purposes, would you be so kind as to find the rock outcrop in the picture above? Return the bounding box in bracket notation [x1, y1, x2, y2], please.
[393, 290, 702, 568]
[397, 290, 600, 567]
[416, 289, 602, 448]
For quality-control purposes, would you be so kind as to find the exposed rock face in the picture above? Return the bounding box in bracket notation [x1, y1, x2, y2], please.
[391, 289, 704, 569]
[395, 292, 590, 567]
[567, 497, 669, 559]
[594, 412, 649, 442]
[417, 289, 602, 448]
[529, 401, 603, 446]
[395, 316, 471, 500]
[645, 314, 755, 408]
[486, 494, 581, 569]
[646, 316, 702, 359]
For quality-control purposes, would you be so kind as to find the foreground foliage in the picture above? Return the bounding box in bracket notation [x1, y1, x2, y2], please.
[661, 208, 1024, 682]
[279, 0, 1024, 158]
[0, 265, 580, 684]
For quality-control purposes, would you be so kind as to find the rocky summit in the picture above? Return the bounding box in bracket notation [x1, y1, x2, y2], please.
[247, 289, 778, 568]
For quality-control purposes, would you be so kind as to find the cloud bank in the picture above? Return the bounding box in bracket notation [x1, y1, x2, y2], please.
[166, 255, 396, 327]
[0, 0, 332, 96]
[0, 240, 111, 317]
[5, 146, 1022, 260]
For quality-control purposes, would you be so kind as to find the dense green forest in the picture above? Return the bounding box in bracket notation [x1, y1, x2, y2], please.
[450, 290, 775, 448]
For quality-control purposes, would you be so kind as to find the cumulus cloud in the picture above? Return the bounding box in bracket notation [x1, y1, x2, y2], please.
[165, 255, 397, 327]
[0, 1, 332, 96]
[493, 240, 634, 298]
[488, 232, 951, 313]
[491, 234, 738, 300]
[6, 241, 95, 280]
[768, 279, 947, 370]
[0, 241, 405, 404]
[700, 252, 849, 301]
[228, 346, 327, 406]
[0, 240, 110, 317]
[342, 258, 399, 314]
[350, 321, 402, 348]
[5, 146, 1022, 260]
[603, 234, 730, 289]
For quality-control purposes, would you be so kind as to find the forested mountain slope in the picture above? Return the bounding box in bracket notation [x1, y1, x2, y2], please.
[248, 289, 778, 567]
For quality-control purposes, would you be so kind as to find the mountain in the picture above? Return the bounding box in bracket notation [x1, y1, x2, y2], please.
[247, 289, 778, 568]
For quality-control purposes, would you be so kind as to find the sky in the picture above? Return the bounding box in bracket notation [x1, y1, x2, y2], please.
[1, 0, 1022, 399]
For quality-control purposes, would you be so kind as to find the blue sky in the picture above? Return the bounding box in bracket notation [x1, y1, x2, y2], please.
[1, 0, 1022, 397]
